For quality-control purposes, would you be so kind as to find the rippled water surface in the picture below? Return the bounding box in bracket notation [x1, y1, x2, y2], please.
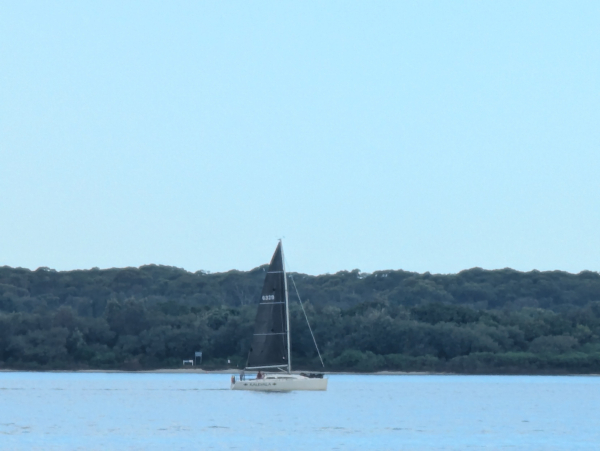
[0, 372, 598, 450]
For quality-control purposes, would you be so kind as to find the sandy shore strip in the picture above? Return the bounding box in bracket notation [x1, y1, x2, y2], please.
[1, 368, 598, 376]
[0, 368, 434, 375]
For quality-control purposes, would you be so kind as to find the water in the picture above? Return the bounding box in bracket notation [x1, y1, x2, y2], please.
[0, 372, 598, 450]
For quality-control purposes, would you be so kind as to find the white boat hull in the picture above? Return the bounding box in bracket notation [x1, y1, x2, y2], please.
[231, 376, 327, 392]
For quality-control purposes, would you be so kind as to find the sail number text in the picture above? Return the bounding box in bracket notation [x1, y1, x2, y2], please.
[262, 295, 276, 301]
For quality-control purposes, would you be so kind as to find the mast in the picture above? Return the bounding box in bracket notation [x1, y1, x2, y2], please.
[281, 240, 292, 373]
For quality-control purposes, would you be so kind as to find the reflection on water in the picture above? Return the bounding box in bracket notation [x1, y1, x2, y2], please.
[0, 372, 598, 450]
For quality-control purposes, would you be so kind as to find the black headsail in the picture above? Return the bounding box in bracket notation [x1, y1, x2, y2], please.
[246, 242, 290, 372]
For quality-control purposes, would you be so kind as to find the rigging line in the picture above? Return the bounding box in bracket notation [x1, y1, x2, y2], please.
[287, 271, 325, 368]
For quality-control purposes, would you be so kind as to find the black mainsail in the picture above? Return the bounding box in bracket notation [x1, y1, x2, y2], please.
[246, 242, 291, 372]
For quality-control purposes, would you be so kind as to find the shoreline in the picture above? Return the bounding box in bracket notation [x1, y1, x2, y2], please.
[0, 368, 599, 376]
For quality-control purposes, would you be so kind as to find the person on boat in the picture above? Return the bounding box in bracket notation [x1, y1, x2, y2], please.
[257, 371, 263, 379]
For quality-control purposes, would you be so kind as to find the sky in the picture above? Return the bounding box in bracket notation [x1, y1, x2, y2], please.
[1, 2, 599, 275]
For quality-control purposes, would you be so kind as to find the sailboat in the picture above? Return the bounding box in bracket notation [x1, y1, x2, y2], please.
[231, 241, 328, 391]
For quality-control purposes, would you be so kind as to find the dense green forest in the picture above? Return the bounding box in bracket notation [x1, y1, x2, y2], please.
[1, 264, 600, 373]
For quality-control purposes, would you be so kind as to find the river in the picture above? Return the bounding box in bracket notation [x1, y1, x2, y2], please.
[0, 372, 598, 450]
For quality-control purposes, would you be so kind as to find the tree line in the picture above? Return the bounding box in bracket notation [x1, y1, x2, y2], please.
[1, 264, 600, 373]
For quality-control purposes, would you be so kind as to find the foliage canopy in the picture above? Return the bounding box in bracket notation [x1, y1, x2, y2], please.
[1, 265, 600, 373]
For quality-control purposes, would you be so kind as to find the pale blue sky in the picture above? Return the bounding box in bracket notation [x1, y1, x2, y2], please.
[1, 2, 599, 275]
